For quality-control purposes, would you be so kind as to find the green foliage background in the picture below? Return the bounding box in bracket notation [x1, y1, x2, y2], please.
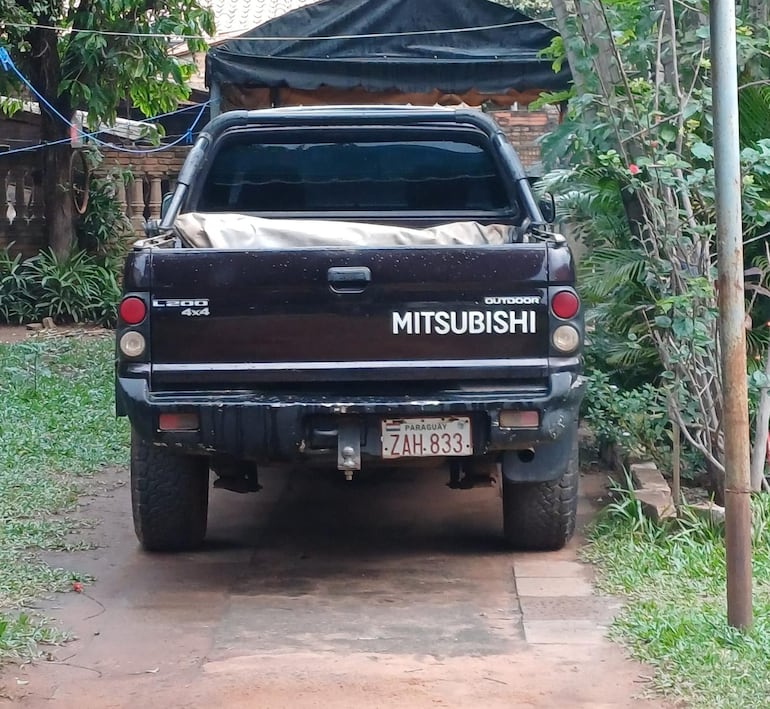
[542, 0, 770, 486]
[0, 0, 214, 127]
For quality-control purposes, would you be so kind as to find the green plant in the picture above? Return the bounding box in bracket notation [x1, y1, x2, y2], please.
[0, 0, 214, 256]
[1, 340, 53, 397]
[0, 247, 120, 326]
[0, 613, 67, 659]
[538, 4, 770, 496]
[0, 248, 36, 324]
[581, 368, 697, 473]
[26, 249, 120, 324]
[76, 166, 135, 269]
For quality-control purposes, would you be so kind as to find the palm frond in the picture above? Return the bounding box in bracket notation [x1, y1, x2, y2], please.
[579, 247, 649, 299]
[739, 85, 770, 146]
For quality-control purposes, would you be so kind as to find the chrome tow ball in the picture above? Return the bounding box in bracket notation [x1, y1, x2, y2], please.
[337, 422, 362, 481]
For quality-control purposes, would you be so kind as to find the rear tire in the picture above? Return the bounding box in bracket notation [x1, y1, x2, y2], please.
[502, 444, 579, 551]
[131, 430, 209, 552]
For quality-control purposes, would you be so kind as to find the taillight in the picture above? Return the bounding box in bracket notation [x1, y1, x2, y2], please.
[119, 296, 147, 325]
[551, 291, 579, 320]
[552, 325, 580, 353]
[119, 331, 146, 358]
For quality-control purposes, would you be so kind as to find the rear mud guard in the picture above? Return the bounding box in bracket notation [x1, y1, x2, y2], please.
[502, 428, 578, 484]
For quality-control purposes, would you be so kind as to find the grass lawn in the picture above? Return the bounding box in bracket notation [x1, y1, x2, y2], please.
[584, 484, 770, 708]
[0, 334, 128, 659]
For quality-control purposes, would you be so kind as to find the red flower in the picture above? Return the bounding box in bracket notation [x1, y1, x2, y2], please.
[72, 581, 83, 593]
[628, 164, 641, 175]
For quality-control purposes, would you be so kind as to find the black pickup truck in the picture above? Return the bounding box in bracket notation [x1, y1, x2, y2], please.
[115, 106, 585, 553]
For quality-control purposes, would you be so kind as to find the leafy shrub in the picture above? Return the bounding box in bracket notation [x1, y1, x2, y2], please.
[76, 169, 134, 269]
[583, 368, 704, 481]
[0, 249, 36, 323]
[583, 369, 668, 460]
[0, 248, 120, 326]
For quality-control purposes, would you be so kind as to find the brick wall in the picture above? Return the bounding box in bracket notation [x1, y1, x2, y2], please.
[489, 107, 560, 173]
[98, 146, 190, 178]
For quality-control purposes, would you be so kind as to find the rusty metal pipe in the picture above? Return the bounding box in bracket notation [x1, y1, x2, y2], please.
[711, 0, 753, 630]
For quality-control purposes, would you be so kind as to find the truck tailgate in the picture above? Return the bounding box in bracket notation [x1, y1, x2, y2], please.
[148, 245, 550, 388]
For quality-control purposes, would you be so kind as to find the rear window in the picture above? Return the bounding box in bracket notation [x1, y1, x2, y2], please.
[197, 138, 511, 213]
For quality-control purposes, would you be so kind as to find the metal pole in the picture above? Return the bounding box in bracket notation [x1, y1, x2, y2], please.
[710, 0, 752, 629]
[210, 81, 221, 120]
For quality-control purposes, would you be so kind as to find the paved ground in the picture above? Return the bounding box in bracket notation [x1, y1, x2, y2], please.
[1, 463, 665, 708]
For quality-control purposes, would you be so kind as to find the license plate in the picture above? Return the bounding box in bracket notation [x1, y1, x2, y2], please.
[381, 416, 473, 459]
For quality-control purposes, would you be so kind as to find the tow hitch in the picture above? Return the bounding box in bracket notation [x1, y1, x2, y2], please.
[448, 459, 497, 489]
[337, 421, 362, 481]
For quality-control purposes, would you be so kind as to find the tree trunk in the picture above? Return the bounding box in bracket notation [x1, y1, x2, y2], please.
[35, 91, 74, 259]
[575, 0, 623, 88]
[27, 25, 74, 258]
[40, 141, 72, 258]
[549, 0, 590, 96]
[551, 0, 624, 93]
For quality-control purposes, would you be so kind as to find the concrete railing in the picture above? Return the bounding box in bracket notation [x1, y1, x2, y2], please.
[112, 171, 177, 236]
[0, 157, 46, 257]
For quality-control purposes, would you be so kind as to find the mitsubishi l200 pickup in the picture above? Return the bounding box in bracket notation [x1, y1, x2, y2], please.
[115, 106, 585, 552]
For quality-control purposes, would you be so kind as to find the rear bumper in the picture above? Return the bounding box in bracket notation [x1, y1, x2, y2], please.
[117, 372, 585, 464]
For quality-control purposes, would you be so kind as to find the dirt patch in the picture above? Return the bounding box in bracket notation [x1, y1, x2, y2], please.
[0, 324, 111, 345]
[0, 325, 32, 344]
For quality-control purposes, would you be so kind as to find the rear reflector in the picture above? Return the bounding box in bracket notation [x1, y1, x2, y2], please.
[159, 412, 199, 431]
[551, 291, 579, 320]
[119, 297, 147, 325]
[499, 410, 539, 429]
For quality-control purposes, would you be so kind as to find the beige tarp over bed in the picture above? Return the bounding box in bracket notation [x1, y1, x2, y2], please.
[173, 213, 510, 249]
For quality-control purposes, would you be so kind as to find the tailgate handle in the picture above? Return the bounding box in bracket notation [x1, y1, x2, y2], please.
[327, 266, 371, 294]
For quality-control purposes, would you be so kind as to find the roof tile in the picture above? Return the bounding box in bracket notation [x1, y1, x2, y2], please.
[204, 0, 320, 41]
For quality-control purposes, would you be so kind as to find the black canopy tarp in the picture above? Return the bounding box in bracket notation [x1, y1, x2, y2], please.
[206, 0, 571, 97]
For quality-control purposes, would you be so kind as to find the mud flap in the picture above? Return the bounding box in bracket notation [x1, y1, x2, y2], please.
[501, 428, 578, 483]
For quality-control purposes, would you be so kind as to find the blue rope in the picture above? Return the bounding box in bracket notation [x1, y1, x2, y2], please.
[0, 46, 209, 157]
[86, 101, 207, 154]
